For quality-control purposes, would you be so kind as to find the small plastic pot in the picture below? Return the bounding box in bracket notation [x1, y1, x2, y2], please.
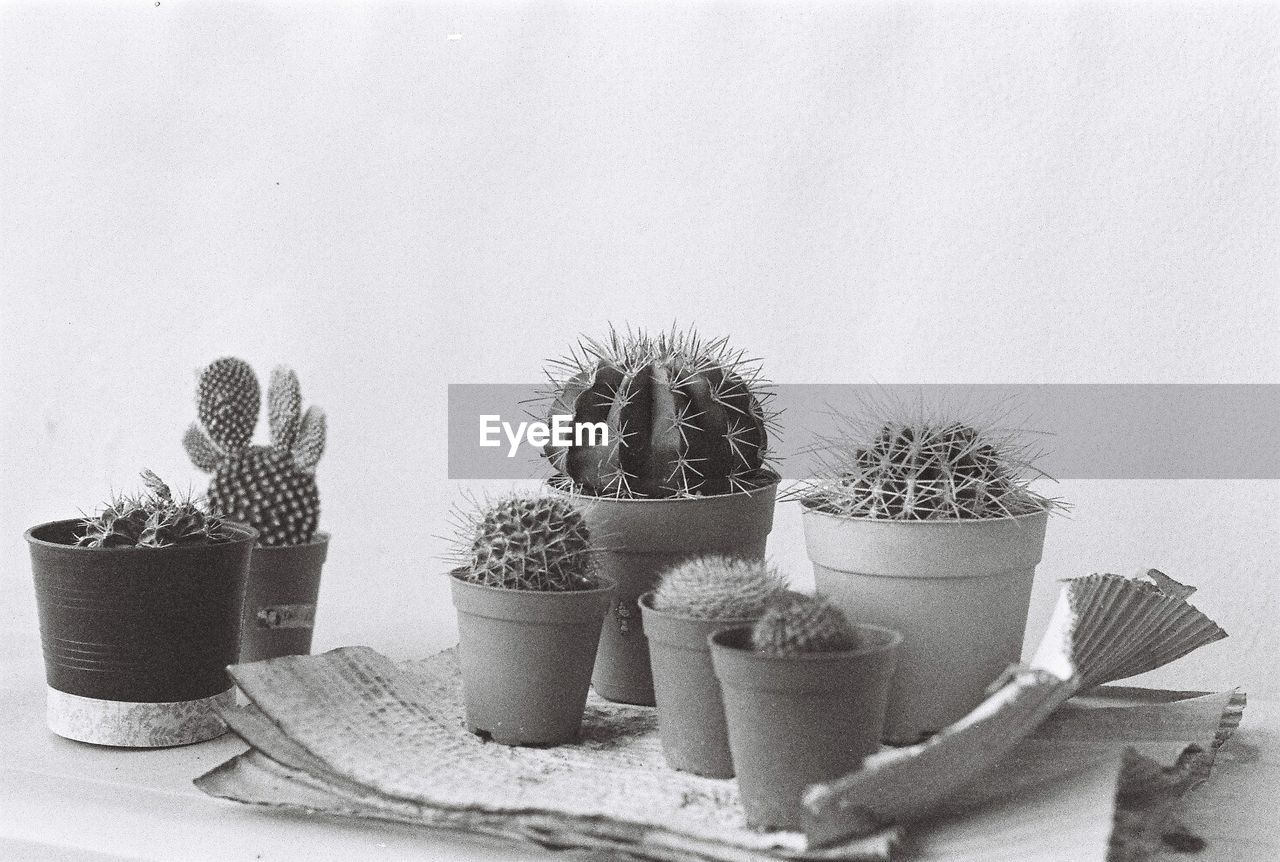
[239, 533, 330, 663]
[639, 592, 758, 778]
[709, 624, 902, 831]
[450, 570, 616, 746]
[556, 479, 778, 706]
[26, 518, 256, 747]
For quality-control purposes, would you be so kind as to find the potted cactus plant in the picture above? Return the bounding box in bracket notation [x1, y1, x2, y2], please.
[449, 494, 617, 746]
[25, 471, 256, 747]
[543, 325, 781, 705]
[708, 593, 901, 830]
[638, 556, 788, 777]
[792, 405, 1064, 743]
[184, 357, 329, 663]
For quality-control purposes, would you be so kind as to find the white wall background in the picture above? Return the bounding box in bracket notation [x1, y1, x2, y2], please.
[2, 3, 1276, 696]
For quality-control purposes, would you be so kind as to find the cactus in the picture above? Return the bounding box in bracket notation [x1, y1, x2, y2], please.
[651, 556, 788, 620]
[184, 358, 325, 546]
[751, 592, 860, 657]
[452, 495, 596, 592]
[77, 470, 231, 549]
[543, 325, 780, 499]
[794, 400, 1064, 520]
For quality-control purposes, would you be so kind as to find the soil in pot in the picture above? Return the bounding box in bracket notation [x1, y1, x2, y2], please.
[239, 533, 330, 663]
[639, 592, 757, 778]
[560, 480, 778, 706]
[708, 624, 902, 831]
[26, 519, 256, 747]
[802, 505, 1049, 743]
[450, 570, 616, 746]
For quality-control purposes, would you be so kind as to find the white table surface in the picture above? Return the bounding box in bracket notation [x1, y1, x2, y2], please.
[2, 631, 1276, 862]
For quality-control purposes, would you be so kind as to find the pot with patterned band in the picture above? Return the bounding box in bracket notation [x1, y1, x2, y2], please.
[239, 533, 330, 663]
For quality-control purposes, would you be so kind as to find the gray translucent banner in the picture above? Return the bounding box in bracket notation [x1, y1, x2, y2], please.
[448, 384, 1280, 481]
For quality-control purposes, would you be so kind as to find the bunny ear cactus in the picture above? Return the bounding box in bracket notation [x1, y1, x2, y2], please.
[184, 358, 325, 547]
[751, 593, 860, 656]
[543, 326, 780, 499]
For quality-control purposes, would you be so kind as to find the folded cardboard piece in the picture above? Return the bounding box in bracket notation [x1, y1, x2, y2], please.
[196, 571, 1242, 862]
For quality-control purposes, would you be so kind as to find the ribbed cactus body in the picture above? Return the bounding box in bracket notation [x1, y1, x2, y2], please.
[651, 556, 788, 620]
[751, 593, 860, 657]
[184, 358, 325, 547]
[456, 495, 595, 592]
[545, 327, 777, 498]
[77, 470, 230, 549]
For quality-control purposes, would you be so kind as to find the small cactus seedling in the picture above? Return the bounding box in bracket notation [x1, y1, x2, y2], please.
[651, 556, 789, 620]
[77, 470, 231, 549]
[793, 398, 1064, 520]
[543, 325, 780, 499]
[184, 358, 325, 547]
[751, 593, 860, 657]
[452, 494, 596, 592]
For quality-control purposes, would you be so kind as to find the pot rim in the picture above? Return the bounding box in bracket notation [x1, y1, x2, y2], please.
[448, 566, 618, 597]
[637, 590, 764, 627]
[547, 471, 781, 506]
[799, 499, 1052, 526]
[708, 622, 903, 662]
[25, 517, 258, 553]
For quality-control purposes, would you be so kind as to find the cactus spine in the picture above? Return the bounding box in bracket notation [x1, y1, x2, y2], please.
[184, 358, 325, 546]
[77, 470, 231, 549]
[544, 326, 779, 498]
[453, 495, 596, 592]
[651, 556, 788, 620]
[751, 593, 860, 656]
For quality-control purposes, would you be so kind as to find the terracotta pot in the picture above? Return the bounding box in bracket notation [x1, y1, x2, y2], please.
[26, 518, 256, 747]
[708, 624, 902, 831]
[556, 479, 778, 705]
[802, 505, 1049, 743]
[639, 592, 760, 778]
[239, 533, 330, 663]
[450, 570, 616, 746]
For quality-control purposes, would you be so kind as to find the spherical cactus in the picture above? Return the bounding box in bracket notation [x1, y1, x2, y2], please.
[543, 325, 780, 498]
[751, 593, 860, 657]
[77, 470, 229, 549]
[651, 556, 788, 620]
[796, 402, 1064, 520]
[184, 358, 325, 546]
[454, 495, 595, 592]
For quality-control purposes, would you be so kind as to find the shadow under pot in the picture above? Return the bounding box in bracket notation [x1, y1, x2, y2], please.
[26, 519, 256, 747]
[639, 591, 761, 778]
[708, 624, 902, 831]
[556, 478, 778, 706]
[450, 569, 616, 746]
[238, 533, 330, 663]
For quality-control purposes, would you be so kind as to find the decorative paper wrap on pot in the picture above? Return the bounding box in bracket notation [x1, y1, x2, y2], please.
[239, 533, 330, 663]
[638, 592, 760, 778]
[802, 505, 1049, 743]
[450, 569, 616, 746]
[708, 623, 902, 831]
[26, 519, 256, 747]
[557, 480, 778, 706]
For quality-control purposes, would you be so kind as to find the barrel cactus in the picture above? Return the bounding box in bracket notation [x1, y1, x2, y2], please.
[651, 556, 788, 620]
[77, 470, 231, 549]
[183, 358, 325, 547]
[453, 495, 596, 592]
[796, 402, 1062, 520]
[543, 326, 779, 498]
[752, 593, 860, 656]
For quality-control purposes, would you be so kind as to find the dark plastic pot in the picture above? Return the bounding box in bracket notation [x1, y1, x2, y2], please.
[639, 592, 759, 778]
[239, 533, 330, 663]
[26, 518, 256, 747]
[450, 570, 616, 746]
[708, 623, 902, 831]
[556, 478, 778, 706]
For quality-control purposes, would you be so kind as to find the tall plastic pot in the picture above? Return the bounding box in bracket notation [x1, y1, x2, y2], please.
[558, 480, 778, 706]
[801, 505, 1050, 743]
[239, 533, 330, 663]
[26, 518, 256, 747]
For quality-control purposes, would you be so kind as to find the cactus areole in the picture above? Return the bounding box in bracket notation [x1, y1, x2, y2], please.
[543, 327, 780, 498]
